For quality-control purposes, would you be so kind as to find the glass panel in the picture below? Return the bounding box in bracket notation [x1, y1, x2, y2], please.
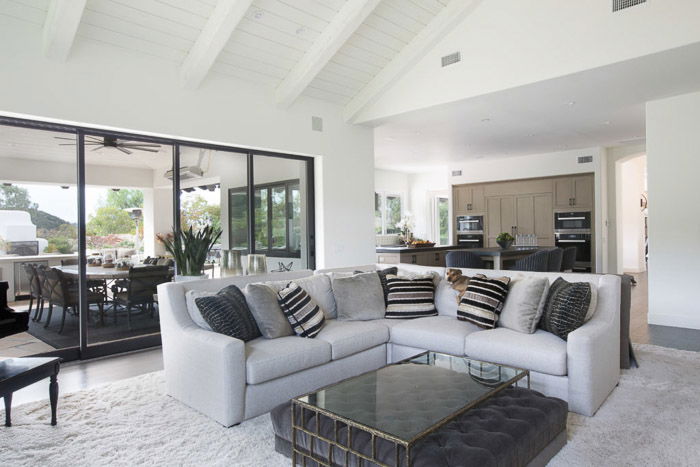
[84, 133, 173, 346]
[271, 185, 286, 250]
[438, 197, 449, 245]
[289, 184, 301, 254]
[229, 190, 248, 250]
[298, 352, 527, 442]
[385, 195, 401, 234]
[255, 188, 269, 251]
[375, 193, 383, 234]
[0, 124, 79, 355]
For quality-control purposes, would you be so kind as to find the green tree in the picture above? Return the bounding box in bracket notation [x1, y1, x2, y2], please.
[180, 195, 221, 233]
[0, 185, 37, 210]
[86, 206, 136, 236]
[102, 189, 143, 209]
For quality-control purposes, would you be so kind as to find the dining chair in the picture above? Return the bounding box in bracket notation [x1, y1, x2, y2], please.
[547, 248, 564, 272]
[445, 250, 485, 269]
[561, 247, 577, 272]
[35, 265, 54, 323]
[60, 258, 79, 266]
[509, 249, 550, 272]
[22, 263, 41, 319]
[110, 266, 170, 330]
[44, 268, 105, 333]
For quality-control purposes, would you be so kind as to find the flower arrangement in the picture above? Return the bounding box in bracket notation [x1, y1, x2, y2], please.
[395, 214, 414, 245]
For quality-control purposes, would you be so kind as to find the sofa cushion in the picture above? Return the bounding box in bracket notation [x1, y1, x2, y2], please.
[332, 272, 385, 321]
[315, 320, 389, 360]
[245, 336, 332, 384]
[499, 276, 549, 334]
[434, 278, 460, 317]
[390, 316, 481, 356]
[385, 274, 437, 319]
[278, 282, 325, 338]
[265, 274, 337, 319]
[464, 328, 567, 376]
[185, 290, 214, 331]
[244, 283, 293, 339]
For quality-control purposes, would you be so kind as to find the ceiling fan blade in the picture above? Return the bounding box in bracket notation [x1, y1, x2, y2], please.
[117, 147, 132, 155]
[91, 145, 103, 151]
[54, 136, 76, 141]
[122, 144, 161, 148]
[58, 143, 77, 146]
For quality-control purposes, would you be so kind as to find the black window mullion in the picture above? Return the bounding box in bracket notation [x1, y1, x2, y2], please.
[246, 153, 255, 256]
[76, 131, 88, 355]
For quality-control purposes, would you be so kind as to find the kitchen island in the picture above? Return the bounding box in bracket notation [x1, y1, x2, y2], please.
[376, 245, 552, 269]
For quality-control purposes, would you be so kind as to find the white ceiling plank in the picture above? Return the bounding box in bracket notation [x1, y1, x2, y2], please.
[180, 0, 255, 89]
[42, 0, 88, 61]
[275, 0, 381, 108]
[344, 0, 484, 123]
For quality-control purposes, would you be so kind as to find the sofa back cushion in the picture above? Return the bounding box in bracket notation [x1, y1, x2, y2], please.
[264, 274, 337, 319]
[332, 272, 385, 321]
[277, 282, 325, 338]
[244, 283, 294, 338]
[499, 276, 549, 334]
[385, 274, 437, 319]
[434, 278, 460, 317]
[185, 290, 215, 331]
[457, 274, 511, 329]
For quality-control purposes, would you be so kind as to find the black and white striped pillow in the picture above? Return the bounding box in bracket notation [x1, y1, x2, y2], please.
[277, 282, 325, 338]
[385, 274, 437, 319]
[457, 274, 511, 329]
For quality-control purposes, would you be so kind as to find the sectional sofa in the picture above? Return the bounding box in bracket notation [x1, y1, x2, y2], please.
[157, 264, 621, 427]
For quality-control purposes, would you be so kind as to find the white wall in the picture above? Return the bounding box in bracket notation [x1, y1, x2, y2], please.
[374, 169, 410, 198]
[0, 18, 375, 269]
[449, 148, 608, 272]
[355, 0, 700, 123]
[619, 156, 647, 273]
[646, 91, 700, 330]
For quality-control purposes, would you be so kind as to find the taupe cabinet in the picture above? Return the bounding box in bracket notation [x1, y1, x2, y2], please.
[376, 250, 452, 267]
[454, 174, 593, 248]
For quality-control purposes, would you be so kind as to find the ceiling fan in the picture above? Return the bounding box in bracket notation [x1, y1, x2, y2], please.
[55, 135, 161, 154]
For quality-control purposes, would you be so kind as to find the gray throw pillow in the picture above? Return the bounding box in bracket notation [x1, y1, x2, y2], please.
[499, 277, 549, 334]
[243, 283, 293, 338]
[332, 272, 385, 321]
[264, 274, 337, 319]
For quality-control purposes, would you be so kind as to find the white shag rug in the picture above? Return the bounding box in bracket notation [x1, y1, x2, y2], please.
[2, 344, 699, 466]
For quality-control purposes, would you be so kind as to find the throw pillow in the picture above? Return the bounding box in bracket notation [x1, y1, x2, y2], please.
[243, 283, 294, 338]
[434, 278, 460, 317]
[498, 277, 550, 334]
[331, 272, 385, 321]
[185, 290, 215, 331]
[264, 274, 337, 319]
[585, 284, 598, 322]
[385, 274, 437, 319]
[376, 267, 398, 306]
[539, 277, 592, 340]
[457, 274, 511, 329]
[193, 285, 261, 341]
[277, 282, 325, 338]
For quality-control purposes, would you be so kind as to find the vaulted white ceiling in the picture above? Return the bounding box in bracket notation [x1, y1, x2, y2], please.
[0, 0, 476, 119]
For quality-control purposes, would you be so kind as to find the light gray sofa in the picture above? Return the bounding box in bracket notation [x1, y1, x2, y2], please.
[158, 265, 620, 427]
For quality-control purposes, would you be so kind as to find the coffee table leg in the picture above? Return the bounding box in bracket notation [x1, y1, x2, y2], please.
[4, 393, 11, 427]
[49, 375, 58, 426]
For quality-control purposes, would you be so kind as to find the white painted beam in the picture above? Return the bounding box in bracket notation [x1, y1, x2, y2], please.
[275, 0, 381, 108]
[42, 0, 87, 61]
[180, 0, 254, 89]
[343, 0, 484, 123]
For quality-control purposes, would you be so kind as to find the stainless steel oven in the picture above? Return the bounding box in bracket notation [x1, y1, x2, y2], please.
[554, 211, 591, 233]
[456, 234, 484, 249]
[555, 233, 592, 272]
[457, 215, 484, 234]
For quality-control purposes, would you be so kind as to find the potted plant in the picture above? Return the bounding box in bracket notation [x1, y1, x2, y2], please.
[496, 232, 515, 249]
[395, 214, 414, 245]
[157, 226, 221, 282]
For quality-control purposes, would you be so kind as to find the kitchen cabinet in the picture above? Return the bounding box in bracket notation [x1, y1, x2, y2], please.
[376, 249, 454, 267]
[486, 196, 516, 247]
[515, 194, 554, 246]
[554, 175, 594, 209]
[453, 184, 485, 215]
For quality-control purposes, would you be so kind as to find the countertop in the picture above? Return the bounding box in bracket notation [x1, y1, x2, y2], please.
[376, 245, 460, 253]
[375, 245, 552, 255]
[0, 253, 77, 263]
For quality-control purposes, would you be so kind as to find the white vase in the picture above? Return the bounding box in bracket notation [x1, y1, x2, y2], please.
[174, 274, 207, 283]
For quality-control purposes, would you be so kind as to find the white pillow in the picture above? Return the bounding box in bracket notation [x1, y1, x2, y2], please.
[185, 290, 215, 330]
[499, 276, 550, 334]
[434, 278, 460, 317]
[585, 284, 598, 321]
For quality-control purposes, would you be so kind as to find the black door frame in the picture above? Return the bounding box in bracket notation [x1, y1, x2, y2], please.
[0, 115, 316, 361]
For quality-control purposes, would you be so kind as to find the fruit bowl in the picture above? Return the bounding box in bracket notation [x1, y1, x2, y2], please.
[408, 241, 436, 248]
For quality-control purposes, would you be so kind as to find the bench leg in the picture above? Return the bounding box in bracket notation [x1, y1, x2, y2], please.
[49, 375, 58, 426]
[4, 393, 11, 427]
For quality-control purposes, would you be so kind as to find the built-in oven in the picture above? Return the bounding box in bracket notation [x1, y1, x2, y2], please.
[457, 215, 484, 234]
[554, 211, 591, 233]
[456, 234, 484, 249]
[555, 233, 592, 272]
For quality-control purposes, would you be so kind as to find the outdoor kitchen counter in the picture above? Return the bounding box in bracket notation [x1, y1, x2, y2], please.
[0, 254, 77, 302]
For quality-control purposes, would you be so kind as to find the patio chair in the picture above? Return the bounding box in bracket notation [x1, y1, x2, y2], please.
[445, 250, 485, 269]
[22, 263, 42, 319]
[110, 266, 170, 330]
[44, 267, 105, 334]
[34, 265, 54, 323]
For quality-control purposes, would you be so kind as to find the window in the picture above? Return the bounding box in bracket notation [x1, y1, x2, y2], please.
[230, 179, 301, 258]
[436, 196, 449, 245]
[375, 192, 403, 235]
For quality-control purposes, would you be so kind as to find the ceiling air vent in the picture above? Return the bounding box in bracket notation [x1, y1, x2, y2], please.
[613, 0, 646, 12]
[451, 170, 463, 177]
[311, 116, 323, 132]
[578, 155, 594, 164]
[441, 52, 461, 67]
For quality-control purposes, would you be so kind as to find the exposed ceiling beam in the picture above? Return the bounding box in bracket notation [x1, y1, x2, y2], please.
[343, 0, 484, 123]
[180, 0, 254, 89]
[42, 0, 87, 61]
[275, 0, 381, 108]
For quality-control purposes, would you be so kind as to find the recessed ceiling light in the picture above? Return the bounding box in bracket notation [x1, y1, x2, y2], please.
[296, 27, 306, 35]
[414, 131, 421, 135]
[528, 133, 536, 137]
[481, 118, 491, 123]
[254, 10, 264, 19]
[60, 186, 70, 190]
[601, 120, 611, 125]
[567, 101, 576, 107]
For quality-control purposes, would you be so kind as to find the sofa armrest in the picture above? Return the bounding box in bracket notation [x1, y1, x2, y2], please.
[566, 274, 621, 416]
[158, 282, 246, 427]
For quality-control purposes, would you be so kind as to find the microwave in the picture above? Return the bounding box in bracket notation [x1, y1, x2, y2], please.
[457, 215, 483, 233]
[554, 211, 591, 233]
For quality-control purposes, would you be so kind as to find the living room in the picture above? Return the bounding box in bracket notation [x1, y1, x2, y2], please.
[1, 0, 699, 465]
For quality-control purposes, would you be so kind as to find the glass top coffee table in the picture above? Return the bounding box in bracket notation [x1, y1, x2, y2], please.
[292, 351, 529, 467]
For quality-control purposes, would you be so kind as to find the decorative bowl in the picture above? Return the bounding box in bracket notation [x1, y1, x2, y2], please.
[408, 242, 436, 248]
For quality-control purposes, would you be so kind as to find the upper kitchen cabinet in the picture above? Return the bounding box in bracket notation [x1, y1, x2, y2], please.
[554, 175, 594, 209]
[453, 184, 485, 215]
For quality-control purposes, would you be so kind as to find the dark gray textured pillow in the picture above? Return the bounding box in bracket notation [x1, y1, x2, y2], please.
[332, 272, 385, 321]
[194, 285, 261, 342]
[539, 277, 592, 340]
[244, 283, 293, 338]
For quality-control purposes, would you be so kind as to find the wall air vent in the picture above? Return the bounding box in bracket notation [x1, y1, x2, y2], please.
[578, 155, 594, 164]
[451, 170, 463, 177]
[311, 116, 323, 132]
[613, 0, 646, 12]
[441, 52, 461, 67]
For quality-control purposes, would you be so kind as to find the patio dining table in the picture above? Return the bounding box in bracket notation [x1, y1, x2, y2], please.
[57, 265, 130, 280]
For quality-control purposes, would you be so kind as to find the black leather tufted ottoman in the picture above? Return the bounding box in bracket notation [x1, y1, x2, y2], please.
[270, 387, 567, 467]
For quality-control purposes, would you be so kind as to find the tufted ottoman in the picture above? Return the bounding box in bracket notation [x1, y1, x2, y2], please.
[271, 386, 567, 467]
